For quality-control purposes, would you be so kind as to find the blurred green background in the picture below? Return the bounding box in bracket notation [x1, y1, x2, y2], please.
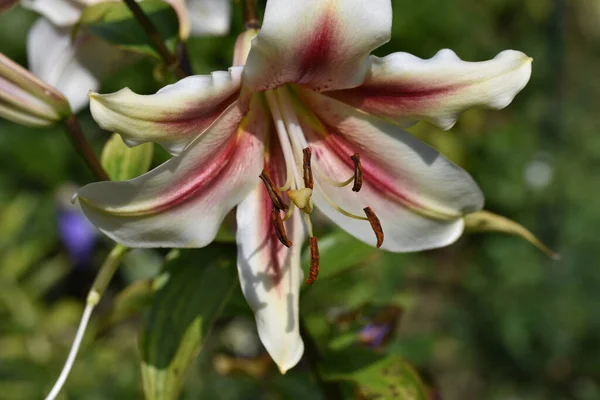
[1, 0, 600, 399]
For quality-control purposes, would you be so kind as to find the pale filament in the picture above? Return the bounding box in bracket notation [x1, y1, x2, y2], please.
[273, 87, 369, 223]
[264, 90, 299, 192]
[314, 180, 369, 221]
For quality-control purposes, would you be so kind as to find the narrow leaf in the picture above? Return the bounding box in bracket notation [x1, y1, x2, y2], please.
[464, 210, 559, 259]
[141, 247, 238, 400]
[101, 133, 153, 181]
[77, 0, 179, 58]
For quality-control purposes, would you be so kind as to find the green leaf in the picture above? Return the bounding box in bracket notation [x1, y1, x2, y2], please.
[141, 246, 238, 400]
[320, 346, 429, 400]
[101, 134, 154, 181]
[301, 229, 378, 284]
[78, 0, 179, 58]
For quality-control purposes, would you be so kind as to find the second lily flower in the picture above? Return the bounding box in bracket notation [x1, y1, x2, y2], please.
[77, 0, 532, 373]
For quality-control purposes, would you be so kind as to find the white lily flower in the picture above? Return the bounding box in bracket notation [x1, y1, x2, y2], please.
[22, 0, 232, 112]
[78, 0, 532, 373]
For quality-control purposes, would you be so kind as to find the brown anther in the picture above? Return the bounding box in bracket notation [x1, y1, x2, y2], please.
[351, 153, 363, 192]
[306, 237, 320, 285]
[271, 207, 292, 248]
[363, 207, 384, 248]
[260, 170, 288, 211]
[302, 147, 314, 189]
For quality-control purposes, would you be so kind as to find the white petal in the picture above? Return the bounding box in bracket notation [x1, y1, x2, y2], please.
[78, 97, 267, 248]
[297, 89, 484, 252]
[236, 182, 305, 374]
[27, 18, 127, 113]
[187, 0, 231, 36]
[243, 0, 391, 92]
[89, 67, 243, 155]
[21, 0, 82, 26]
[326, 49, 532, 130]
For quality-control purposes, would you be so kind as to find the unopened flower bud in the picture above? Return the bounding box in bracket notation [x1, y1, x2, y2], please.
[0, 52, 70, 127]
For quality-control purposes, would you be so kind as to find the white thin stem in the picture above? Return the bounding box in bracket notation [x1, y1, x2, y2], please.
[44, 244, 128, 400]
[45, 303, 94, 400]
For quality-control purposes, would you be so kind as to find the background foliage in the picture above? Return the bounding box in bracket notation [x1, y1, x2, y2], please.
[1, 0, 599, 399]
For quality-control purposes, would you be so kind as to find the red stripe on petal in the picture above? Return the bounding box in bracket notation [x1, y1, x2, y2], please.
[327, 83, 455, 115]
[297, 12, 337, 86]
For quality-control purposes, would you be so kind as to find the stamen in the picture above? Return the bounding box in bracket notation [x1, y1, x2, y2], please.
[260, 170, 289, 212]
[317, 183, 369, 221]
[306, 237, 320, 285]
[351, 153, 363, 192]
[302, 147, 314, 189]
[271, 207, 292, 248]
[363, 207, 384, 248]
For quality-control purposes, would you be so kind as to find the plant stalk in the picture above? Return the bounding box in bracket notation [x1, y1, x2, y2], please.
[62, 115, 109, 181]
[242, 0, 260, 29]
[122, 0, 188, 79]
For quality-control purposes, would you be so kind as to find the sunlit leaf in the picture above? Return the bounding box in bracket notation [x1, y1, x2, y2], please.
[320, 346, 429, 400]
[141, 246, 238, 400]
[78, 0, 179, 58]
[101, 133, 154, 181]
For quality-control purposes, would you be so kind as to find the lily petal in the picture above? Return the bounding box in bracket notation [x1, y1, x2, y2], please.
[21, 0, 82, 26]
[297, 89, 484, 252]
[236, 156, 305, 374]
[77, 97, 267, 248]
[243, 0, 391, 92]
[326, 49, 532, 130]
[27, 18, 127, 113]
[89, 67, 243, 155]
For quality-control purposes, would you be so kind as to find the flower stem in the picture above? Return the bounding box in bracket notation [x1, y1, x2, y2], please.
[122, 0, 188, 79]
[45, 244, 129, 400]
[242, 0, 260, 29]
[62, 115, 109, 181]
[300, 319, 345, 400]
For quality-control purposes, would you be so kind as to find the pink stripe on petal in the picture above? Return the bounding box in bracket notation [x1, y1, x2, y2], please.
[326, 49, 532, 130]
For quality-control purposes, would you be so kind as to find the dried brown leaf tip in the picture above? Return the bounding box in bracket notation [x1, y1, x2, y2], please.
[363, 207, 384, 248]
[306, 237, 320, 285]
[260, 170, 288, 211]
[271, 207, 292, 248]
[302, 147, 314, 190]
[351, 153, 363, 192]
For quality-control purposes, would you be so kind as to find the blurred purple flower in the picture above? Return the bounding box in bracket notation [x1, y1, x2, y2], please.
[358, 323, 392, 349]
[56, 184, 98, 268]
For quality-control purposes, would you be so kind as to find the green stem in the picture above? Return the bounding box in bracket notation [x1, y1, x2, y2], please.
[87, 244, 129, 306]
[45, 244, 129, 400]
[300, 319, 345, 400]
[242, 0, 260, 29]
[62, 115, 109, 181]
[122, 0, 188, 79]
